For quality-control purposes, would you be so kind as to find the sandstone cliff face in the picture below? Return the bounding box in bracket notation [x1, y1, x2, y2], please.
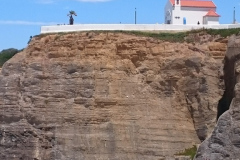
[195, 35, 240, 160]
[0, 32, 222, 160]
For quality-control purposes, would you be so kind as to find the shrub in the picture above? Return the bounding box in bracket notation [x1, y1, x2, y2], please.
[0, 48, 22, 67]
[206, 28, 240, 37]
[175, 145, 197, 160]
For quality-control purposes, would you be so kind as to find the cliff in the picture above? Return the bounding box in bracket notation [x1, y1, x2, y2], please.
[195, 34, 240, 160]
[0, 32, 224, 160]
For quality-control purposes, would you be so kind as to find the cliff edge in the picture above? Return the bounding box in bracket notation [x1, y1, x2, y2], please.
[0, 32, 223, 160]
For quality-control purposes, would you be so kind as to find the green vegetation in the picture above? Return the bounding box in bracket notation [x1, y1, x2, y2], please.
[120, 31, 187, 42]
[175, 145, 197, 160]
[123, 28, 240, 43]
[36, 27, 240, 43]
[67, 10, 77, 25]
[0, 48, 22, 67]
[68, 10, 77, 16]
[206, 28, 240, 37]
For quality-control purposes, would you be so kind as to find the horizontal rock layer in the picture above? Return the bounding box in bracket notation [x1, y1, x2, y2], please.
[0, 32, 223, 160]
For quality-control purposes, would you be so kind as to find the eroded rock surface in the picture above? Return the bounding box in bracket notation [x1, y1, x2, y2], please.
[0, 32, 223, 160]
[195, 35, 240, 160]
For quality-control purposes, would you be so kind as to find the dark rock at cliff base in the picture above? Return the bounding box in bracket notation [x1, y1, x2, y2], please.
[195, 35, 240, 160]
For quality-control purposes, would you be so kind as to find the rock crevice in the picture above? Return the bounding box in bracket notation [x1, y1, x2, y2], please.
[195, 35, 240, 160]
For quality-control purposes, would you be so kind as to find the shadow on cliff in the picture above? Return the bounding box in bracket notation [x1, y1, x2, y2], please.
[217, 49, 240, 120]
[217, 92, 232, 120]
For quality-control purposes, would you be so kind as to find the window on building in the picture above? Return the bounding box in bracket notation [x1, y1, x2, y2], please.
[177, 0, 179, 5]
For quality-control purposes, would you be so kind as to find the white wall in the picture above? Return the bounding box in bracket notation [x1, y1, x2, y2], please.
[40, 24, 240, 34]
[172, 7, 217, 25]
[204, 17, 219, 25]
[182, 7, 216, 25]
[164, 0, 219, 25]
[172, 0, 183, 24]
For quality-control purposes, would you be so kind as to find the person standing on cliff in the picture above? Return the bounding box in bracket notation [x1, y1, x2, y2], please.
[67, 10, 77, 25]
[27, 36, 32, 44]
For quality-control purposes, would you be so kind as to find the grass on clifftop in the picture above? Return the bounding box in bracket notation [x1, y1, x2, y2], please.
[119, 31, 187, 43]
[206, 28, 240, 37]
[37, 27, 240, 43]
[175, 145, 197, 160]
[123, 27, 240, 42]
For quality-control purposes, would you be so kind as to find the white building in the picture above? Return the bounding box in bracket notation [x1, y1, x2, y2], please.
[165, 0, 220, 25]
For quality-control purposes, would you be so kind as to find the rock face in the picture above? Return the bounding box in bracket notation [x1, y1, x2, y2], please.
[195, 35, 240, 160]
[0, 32, 222, 160]
[185, 32, 228, 59]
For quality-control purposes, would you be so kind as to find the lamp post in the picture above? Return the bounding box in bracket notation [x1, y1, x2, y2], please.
[135, 8, 137, 24]
[233, 7, 236, 24]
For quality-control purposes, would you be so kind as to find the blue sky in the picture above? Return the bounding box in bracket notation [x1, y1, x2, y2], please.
[0, 0, 240, 51]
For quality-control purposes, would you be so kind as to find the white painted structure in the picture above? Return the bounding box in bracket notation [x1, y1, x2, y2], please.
[40, 24, 240, 34]
[165, 0, 220, 25]
[39, 0, 240, 34]
[203, 16, 219, 25]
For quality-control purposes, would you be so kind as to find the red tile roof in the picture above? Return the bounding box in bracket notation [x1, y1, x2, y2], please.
[204, 10, 220, 17]
[169, 0, 216, 8]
